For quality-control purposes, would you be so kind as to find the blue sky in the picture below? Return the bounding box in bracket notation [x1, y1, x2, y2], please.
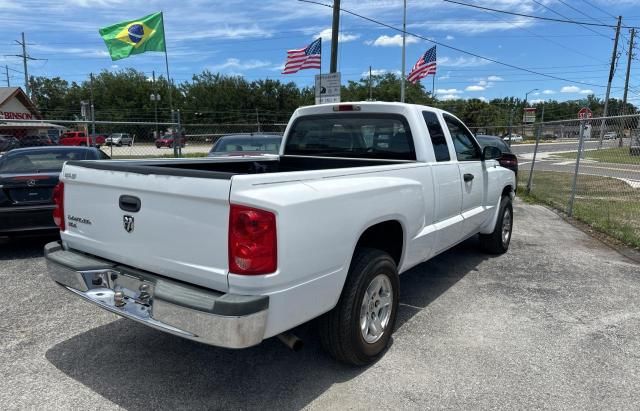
[1, 0, 639, 104]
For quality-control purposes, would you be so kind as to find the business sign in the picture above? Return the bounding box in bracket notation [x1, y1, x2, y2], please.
[315, 72, 341, 104]
[523, 107, 536, 123]
[0, 111, 34, 120]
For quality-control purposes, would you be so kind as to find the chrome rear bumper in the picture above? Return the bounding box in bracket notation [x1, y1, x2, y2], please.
[45, 242, 268, 349]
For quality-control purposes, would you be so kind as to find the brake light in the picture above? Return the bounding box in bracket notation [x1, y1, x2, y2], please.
[229, 204, 277, 275]
[52, 181, 65, 231]
[333, 104, 361, 112]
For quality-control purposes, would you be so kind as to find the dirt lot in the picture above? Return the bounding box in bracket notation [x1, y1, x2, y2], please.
[1, 201, 639, 409]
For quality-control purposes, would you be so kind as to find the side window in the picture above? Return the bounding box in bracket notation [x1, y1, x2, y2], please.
[422, 111, 450, 162]
[443, 114, 481, 161]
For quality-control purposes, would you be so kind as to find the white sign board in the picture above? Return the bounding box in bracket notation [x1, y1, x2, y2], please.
[315, 72, 341, 104]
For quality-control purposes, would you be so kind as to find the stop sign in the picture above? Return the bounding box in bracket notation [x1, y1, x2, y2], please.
[578, 107, 593, 120]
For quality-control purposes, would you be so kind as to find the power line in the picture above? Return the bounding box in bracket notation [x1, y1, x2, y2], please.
[530, 0, 612, 39]
[581, 0, 617, 20]
[298, 0, 614, 88]
[443, 0, 638, 29]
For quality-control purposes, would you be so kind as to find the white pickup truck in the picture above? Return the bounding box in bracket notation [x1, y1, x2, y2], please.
[46, 102, 516, 365]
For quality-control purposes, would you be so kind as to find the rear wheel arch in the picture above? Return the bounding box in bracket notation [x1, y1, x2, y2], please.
[353, 219, 404, 268]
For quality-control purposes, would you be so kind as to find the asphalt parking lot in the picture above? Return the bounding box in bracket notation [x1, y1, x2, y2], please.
[1, 201, 640, 410]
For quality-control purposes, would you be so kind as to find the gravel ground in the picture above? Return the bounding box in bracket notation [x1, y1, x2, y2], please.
[1, 201, 639, 410]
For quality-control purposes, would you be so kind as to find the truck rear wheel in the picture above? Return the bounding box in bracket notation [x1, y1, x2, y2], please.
[479, 195, 513, 254]
[319, 248, 399, 365]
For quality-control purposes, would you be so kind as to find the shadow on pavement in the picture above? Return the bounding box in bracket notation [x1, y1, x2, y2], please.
[45, 237, 494, 410]
[0, 235, 57, 261]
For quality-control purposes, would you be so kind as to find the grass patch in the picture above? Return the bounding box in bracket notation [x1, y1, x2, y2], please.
[553, 147, 640, 165]
[519, 171, 640, 249]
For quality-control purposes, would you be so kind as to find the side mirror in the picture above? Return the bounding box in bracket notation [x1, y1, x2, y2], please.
[482, 146, 502, 161]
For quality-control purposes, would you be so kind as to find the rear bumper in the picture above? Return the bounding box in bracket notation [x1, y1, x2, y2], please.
[0, 205, 57, 235]
[44, 242, 269, 349]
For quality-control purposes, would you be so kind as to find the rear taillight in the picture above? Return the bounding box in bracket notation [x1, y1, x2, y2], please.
[52, 181, 65, 231]
[229, 204, 277, 275]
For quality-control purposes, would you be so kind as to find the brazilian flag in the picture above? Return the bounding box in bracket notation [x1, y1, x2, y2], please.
[99, 12, 166, 61]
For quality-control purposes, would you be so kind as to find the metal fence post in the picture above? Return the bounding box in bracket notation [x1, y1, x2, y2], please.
[526, 105, 544, 194]
[568, 119, 586, 216]
[176, 110, 182, 157]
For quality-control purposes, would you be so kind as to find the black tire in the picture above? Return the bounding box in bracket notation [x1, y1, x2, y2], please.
[79, 142, 86, 146]
[479, 195, 513, 254]
[319, 248, 399, 365]
[116, 142, 122, 147]
[128, 142, 132, 147]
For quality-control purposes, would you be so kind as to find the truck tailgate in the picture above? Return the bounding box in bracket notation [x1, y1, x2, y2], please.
[60, 163, 231, 292]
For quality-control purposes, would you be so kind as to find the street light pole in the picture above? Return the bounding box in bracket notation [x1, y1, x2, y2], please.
[521, 88, 539, 142]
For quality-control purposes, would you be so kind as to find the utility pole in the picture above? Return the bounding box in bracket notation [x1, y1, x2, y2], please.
[329, 0, 340, 73]
[400, 0, 407, 102]
[599, 16, 622, 148]
[4, 65, 9, 87]
[89, 73, 96, 139]
[622, 28, 635, 147]
[14, 32, 37, 97]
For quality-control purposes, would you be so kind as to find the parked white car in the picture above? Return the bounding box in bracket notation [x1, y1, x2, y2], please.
[503, 134, 523, 143]
[603, 131, 617, 140]
[45, 102, 516, 365]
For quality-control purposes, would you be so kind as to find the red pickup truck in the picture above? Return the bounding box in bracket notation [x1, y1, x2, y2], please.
[59, 132, 106, 147]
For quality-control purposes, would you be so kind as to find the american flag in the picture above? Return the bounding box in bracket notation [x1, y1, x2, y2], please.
[407, 46, 437, 84]
[282, 38, 322, 74]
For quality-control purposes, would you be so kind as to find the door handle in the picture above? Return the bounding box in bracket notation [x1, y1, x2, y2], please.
[119, 195, 141, 212]
[463, 173, 474, 182]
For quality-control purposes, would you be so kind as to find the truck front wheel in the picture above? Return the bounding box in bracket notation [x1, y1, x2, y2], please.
[479, 195, 513, 254]
[319, 248, 399, 365]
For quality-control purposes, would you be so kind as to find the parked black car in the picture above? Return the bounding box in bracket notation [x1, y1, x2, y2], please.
[19, 135, 53, 147]
[0, 135, 21, 152]
[475, 134, 519, 177]
[0, 146, 109, 239]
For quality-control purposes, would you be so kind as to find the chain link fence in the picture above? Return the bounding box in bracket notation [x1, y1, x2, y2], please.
[522, 114, 640, 248]
[0, 118, 288, 159]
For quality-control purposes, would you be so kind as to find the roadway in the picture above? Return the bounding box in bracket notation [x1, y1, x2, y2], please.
[511, 139, 640, 183]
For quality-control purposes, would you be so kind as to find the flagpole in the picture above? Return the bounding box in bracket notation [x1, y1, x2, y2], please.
[161, 12, 173, 117]
[400, 0, 406, 102]
[432, 74, 435, 99]
[318, 37, 322, 105]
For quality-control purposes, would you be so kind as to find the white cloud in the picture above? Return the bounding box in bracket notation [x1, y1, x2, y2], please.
[439, 56, 491, 67]
[579, 89, 594, 94]
[436, 88, 463, 94]
[408, 18, 533, 34]
[529, 99, 545, 104]
[316, 28, 360, 43]
[445, 35, 455, 40]
[439, 94, 461, 101]
[438, 72, 452, 80]
[561, 86, 581, 93]
[173, 25, 272, 41]
[543, 89, 556, 95]
[366, 34, 419, 47]
[211, 58, 271, 71]
[466, 85, 486, 91]
[487, 75, 503, 81]
[360, 69, 401, 77]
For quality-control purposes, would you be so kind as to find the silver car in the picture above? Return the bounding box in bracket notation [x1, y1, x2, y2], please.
[105, 133, 133, 147]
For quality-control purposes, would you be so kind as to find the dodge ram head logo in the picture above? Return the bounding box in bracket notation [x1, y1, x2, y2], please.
[123, 215, 135, 233]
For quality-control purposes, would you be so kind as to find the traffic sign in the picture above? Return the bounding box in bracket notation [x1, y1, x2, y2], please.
[578, 107, 592, 120]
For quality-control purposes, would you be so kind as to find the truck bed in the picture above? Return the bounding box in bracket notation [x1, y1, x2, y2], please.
[66, 155, 411, 179]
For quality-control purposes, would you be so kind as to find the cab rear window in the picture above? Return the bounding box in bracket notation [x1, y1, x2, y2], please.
[284, 114, 415, 160]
